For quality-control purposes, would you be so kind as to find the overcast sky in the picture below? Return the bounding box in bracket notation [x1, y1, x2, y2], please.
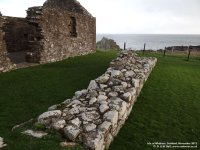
[0, 0, 200, 34]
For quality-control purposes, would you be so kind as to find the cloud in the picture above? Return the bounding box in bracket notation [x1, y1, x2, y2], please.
[0, 0, 199, 34]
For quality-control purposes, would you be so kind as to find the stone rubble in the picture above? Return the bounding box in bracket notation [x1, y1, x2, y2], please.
[34, 51, 157, 149]
[22, 130, 48, 138]
[0, 137, 7, 148]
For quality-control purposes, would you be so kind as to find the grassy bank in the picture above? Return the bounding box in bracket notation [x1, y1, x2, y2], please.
[0, 50, 117, 150]
[110, 52, 200, 150]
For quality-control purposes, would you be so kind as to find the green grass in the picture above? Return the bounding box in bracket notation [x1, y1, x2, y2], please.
[110, 53, 200, 150]
[1, 51, 200, 150]
[0, 50, 117, 150]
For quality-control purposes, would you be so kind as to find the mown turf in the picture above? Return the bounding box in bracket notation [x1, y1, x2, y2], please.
[0, 50, 117, 150]
[110, 53, 200, 150]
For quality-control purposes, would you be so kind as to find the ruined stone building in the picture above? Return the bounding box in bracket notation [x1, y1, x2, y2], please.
[0, 0, 96, 72]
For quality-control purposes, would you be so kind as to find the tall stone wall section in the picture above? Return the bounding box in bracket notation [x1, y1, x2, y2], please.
[3, 17, 36, 53]
[36, 51, 157, 150]
[0, 17, 13, 72]
[26, 0, 96, 64]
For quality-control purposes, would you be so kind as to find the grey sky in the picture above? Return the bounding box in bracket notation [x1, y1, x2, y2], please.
[0, 0, 200, 34]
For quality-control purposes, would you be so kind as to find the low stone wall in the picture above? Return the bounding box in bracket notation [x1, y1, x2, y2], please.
[36, 51, 157, 150]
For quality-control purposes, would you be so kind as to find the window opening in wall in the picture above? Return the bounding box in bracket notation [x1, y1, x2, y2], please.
[69, 17, 77, 37]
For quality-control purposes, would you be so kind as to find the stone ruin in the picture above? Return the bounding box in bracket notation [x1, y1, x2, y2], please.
[25, 51, 157, 150]
[0, 0, 96, 73]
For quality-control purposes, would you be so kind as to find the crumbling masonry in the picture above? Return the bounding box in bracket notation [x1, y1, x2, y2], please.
[0, 0, 96, 72]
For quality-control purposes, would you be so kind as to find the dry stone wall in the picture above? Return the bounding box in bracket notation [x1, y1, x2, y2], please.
[36, 51, 157, 150]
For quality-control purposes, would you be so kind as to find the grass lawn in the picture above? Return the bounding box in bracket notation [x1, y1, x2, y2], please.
[110, 53, 200, 150]
[0, 50, 117, 150]
[0, 50, 200, 150]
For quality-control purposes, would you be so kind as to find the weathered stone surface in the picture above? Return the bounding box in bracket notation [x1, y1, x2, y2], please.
[38, 110, 61, 125]
[83, 123, 97, 132]
[52, 119, 66, 130]
[111, 70, 123, 78]
[98, 75, 110, 84]
[103, 111, 118, 128]
[121, 92, 132, 102]
[125, 70, 135, 77]
[108, 92, 118, 97]
[69, 107, 80, 115]
[89, 97, 97, 105]
[88, 80, 99, 90]
[22, 130, 48, 138]
[97, 95, 108, 102]
[64, 125, 81, 141]
[132, 79, 140, 88]
[99, 104, 109, 113]
[69, 118, 81, 128]
[99, 121, 112, 133]
[81, 111, 100, 122]
[0, 137, 7, 148]
[85, 131, 104, 150]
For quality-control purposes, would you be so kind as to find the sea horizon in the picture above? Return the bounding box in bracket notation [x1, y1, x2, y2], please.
[96, 34, 200, 50]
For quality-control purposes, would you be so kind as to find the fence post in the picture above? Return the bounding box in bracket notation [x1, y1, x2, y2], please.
[172, 46, 174, 53]
[124, 42, 126, 50]
[187, 46, 191, 61]
[163, 47, 166, 57]
[143, 43, 146, 54]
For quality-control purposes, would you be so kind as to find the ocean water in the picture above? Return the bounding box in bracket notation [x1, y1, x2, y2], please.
[96, 34, 200, 50]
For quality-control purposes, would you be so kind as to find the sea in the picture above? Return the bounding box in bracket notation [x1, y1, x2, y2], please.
[96, 34, 200, 50]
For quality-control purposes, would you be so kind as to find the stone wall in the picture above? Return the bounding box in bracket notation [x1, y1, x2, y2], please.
[26, 0, 96, 63]
[36, 51, 157, 150]
[0, 16, 13, 72]
[3, 17, 36, 53]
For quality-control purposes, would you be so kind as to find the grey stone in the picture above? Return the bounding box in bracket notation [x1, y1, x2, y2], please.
[88, 80, 99, 90]
[64, 125, 81, 141]
[111, 70, 123, 78]
[85, 131, 104, 150]
[75, 89, 87, 98]
[38, 110, 61, 125]
[99, 121, 112, 133]
[99, 104, 109, 113]
[89, 97, 97, 105]
[103, 110, 118, 127]
[81, 111, 100, 122]
[100, 84, 108, 89]
[69, 107, 80, 115]
[132, 79, 140, 88]
[0, 137, 6, 148]
[121, 82, 128, 89]
[22, 130, 48, 138]
[52, 119, 66, 130]
[98, 75, 110, 83]
[125, 70, 135, 77]
[69, 118, 81, 128]
[97, 95, 108, 102]
[108, 92, 118, 97]
[121, 92, 132, 102]
[83, 123, 97, 132]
